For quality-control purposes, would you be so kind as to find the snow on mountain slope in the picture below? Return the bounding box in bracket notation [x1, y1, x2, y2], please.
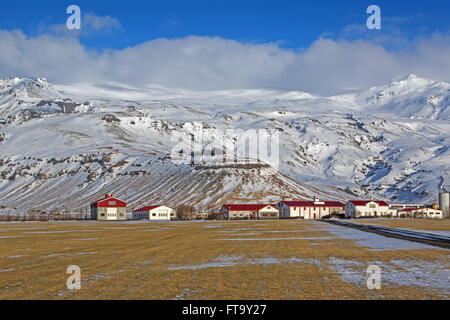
[0, 77, 61, 100]
[0, 155, 332, 213]
[0, 76, 449, 213]
[0, 77, 93, 129]
[359, 74, 450, 120]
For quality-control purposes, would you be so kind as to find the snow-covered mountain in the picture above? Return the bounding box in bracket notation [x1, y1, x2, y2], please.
[359, 74, 450, 120]
[0, 75, 449, 214]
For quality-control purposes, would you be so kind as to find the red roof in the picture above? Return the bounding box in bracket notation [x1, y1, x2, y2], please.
[282, 201, 344, 208]
[134, 205, 167, 212]
[348, 200, 389, 207]
[223, 204, 279, 212]
[91, 194, 126, 208]
[399, 207, 427, 212]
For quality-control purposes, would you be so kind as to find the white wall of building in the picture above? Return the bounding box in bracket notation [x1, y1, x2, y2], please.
[398, 208, 443, 219]
[221, 205, 279, 219]
[131, 206, 176, 221]
[149, 206, 177, 221]
[279, 203, 335, 219]
[257, 206, 279, 219]
[345, 201, 392, 218]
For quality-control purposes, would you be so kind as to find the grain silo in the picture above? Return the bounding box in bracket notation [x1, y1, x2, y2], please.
[439, 191, 450, 217]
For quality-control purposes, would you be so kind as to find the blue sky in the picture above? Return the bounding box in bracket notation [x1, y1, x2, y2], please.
[0, 1, 449, 94]
[1, 0, 448, 50]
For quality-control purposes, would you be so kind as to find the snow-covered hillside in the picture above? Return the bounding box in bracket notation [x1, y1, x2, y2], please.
[359, 74, 450, 120]
[0, 75, 449, 213]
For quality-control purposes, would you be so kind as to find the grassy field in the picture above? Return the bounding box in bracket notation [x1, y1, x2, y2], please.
[0, 220, 449, 300]
[350, 218, 450, 231]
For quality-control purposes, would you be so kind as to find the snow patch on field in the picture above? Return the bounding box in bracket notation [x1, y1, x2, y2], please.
[327, 257, 450, 295]
[8, 255, 27, 259]
[168, 255, 245, 270]
[264, 230, 314, 233]
[217, 237, 332, 241]
[385, 259, 450, 292]
[0, 236, 24, 239]
[25, 231, 72, 234]
[101, 227, 137, 230]
[45, 252, 96, 258]
[170, 254, 449, 294]
[0, 227, 46, 232]
[168, 255, 323, 271]
[317, 223, 441, 251]
[326, 257, 366, 284]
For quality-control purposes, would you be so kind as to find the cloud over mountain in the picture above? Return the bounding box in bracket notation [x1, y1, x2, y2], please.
[0, 28, 449, 95]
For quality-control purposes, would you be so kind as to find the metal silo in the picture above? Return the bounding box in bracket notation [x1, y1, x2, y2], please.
[439, 192, 450, 216]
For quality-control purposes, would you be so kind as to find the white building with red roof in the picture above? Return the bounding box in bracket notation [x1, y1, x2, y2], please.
[132, 205, 176, 221]
[276, 197, 345, 219]
[90, 193, 127, 221]
[397, 207, 443, 219]
[345, 200, 395, 219]
[219, 204, 279, 220]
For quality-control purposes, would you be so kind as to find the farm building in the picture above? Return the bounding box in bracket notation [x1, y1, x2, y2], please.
[389, 203, 423, 210]
[219, 204, 279, 220]
[132, 205, 176, 221]
[398, 207, 443, 219]
[90, 194, 127, 221]
[277, 197, 344, 219]
[345, 200, 396, 218]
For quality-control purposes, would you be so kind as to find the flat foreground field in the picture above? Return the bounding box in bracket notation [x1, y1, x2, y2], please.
[0, 220, 449, 299]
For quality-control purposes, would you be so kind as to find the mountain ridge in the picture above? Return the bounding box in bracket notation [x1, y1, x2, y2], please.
[0, 75, 449, 214]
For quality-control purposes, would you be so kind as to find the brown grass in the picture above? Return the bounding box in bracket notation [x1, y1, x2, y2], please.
[0, 220, 448, 300]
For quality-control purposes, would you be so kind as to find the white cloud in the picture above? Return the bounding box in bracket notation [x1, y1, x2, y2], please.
[37, 13, 122, 38]
[82, 13, 123, 33]
[0, 28, 449, 95]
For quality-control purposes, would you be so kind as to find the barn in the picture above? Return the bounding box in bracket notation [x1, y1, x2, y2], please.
[90, 194, 127, 221]
[132, 205, 177, 221]
[277, 197, 344, 219]
[345, 200, 395, 218]
[398, 207, 443, 219]
[219, 204, 279, 220]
